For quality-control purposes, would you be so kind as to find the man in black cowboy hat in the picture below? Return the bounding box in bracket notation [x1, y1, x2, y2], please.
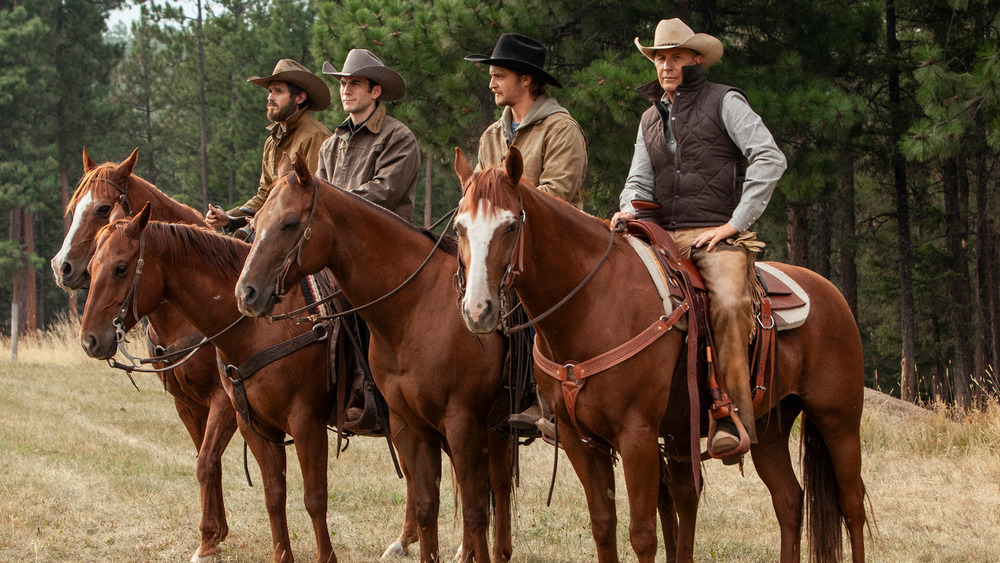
[466, 33, 590, 438]
[613, 18, 787, 462]
[317, 49, 420, 223]
[205, 58, 331, 231]
[466, 33, 588, 210]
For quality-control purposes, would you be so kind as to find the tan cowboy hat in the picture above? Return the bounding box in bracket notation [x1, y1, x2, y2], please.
[634, 18, 724, 68]
[322, 49, 406, 102]
[247, 59, 331, 111]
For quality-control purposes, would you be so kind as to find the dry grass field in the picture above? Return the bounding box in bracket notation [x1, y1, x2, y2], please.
[1, 319, 999, 562]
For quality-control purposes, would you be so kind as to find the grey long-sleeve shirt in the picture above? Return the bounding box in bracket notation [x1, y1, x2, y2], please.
[619, 91, 786, 233]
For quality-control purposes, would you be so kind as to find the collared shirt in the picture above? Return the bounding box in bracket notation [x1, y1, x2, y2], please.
[620, 91, 786, 232]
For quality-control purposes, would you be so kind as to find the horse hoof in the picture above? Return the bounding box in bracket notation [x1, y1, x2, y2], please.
[191, 547, 220, 563]
[381, 540, 409, 559]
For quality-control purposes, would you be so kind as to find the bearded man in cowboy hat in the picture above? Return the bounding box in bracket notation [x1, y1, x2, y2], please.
[205, 59, 332, 232]
[466, 33, 589, 209]
[613, 18, 787, 462]
[316, 48, 420, 222]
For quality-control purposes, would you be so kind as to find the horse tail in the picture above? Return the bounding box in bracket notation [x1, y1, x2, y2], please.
[801, 414, 844, 563]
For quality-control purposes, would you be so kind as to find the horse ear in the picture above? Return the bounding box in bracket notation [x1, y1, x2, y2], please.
[124, 202, 151, 238]
[82, 147, 97, 173]
[505, 146, 523, 185]
[454, 147, 473, 187]
[293, 154, 311, 186]
[114, 148, 139, 181]
[277, 153, 294, 176]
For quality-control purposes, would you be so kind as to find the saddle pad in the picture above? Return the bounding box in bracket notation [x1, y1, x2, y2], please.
[624, 234, 678, 319]
[756, 262, 809, 330]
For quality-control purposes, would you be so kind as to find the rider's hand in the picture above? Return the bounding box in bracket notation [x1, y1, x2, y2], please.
[611, 211, 634, 232]
[692, 223, 739, 252]
[205, 205, 229, 229]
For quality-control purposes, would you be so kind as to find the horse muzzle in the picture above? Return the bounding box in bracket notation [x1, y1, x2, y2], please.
[81, 329, 116, 360]
[461, 296, 500, 334]
[236, 280, 277, 318]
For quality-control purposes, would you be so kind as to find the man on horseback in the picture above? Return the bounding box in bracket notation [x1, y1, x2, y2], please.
[317, 49, 420, 221]
[465, 33, 590, 437]
[205, 59, 331, 233]
[316, 49, 420, 433]
[612, 18, 787, 461]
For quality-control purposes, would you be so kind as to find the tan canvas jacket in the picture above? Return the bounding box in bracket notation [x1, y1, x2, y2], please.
[230, 106, 331, 216]
[476, 93, 588, 209]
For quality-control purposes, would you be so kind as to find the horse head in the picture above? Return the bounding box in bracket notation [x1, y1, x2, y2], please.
[237, 152, 322, 318]
[80, 202, 157, 359]
[52, 147, 139, 290]
[453, 146, 526, 334]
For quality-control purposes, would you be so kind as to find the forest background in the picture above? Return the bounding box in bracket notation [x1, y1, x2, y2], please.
[2, 0, 998, 409]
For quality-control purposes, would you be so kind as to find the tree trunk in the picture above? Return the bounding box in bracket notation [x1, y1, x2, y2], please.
[976, 154, 1000, 397]
[23, 211, 37, 335]
[197, 0, 210, 211]
[424, 158, 432, 228]
[816, 197, 831, 279]
[943, 157, 974, 409]
[888, 0, 917, 403]
[838, 144, 858, 317]
[786, 203, 809, 268]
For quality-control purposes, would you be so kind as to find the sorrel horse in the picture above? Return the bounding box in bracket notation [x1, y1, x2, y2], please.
[51, 148, 236, 562]
[81, 204, 339, 562]
[235, 156, 514, 562]
[453, 147, 867, 563]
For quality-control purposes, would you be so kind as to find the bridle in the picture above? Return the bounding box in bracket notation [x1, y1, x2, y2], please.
[455, 190, 617, 334]
[264, 173, 459, 324]
[99, 173, 133, 216]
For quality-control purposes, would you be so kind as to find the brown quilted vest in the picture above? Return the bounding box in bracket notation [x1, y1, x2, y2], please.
[637, 65, 748, 229]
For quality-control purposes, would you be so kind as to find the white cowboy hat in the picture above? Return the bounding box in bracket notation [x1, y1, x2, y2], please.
[634, 18, 724, 68]
[248, 59, 331, 111]
[322, 49, 406, 102]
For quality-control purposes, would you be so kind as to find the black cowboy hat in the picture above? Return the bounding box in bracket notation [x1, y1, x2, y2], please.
[465, 33, 562, 88]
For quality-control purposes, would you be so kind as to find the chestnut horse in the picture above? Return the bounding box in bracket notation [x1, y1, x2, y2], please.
[235, 156, 514, 562]
[453, 147, 867, 563]
[51, 148, 236, 562]
[81, 204, 348, 562]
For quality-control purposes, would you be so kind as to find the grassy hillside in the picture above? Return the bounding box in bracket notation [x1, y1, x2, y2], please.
[1, 320, 998, 561]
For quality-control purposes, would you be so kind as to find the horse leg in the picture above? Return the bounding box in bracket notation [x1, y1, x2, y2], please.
[617, 426, 664, 563]
[391, 419, 442, 562]
[446, 421, 493, 563]
[382, 455, 419, 559]
[666, 455, 699, 562]
[559, 424, 620, 563]
[749, 405, 803, 563]
[291, 423, 335, 562]
[487, 427, 513, 562]
[242, 427, 292, 563]
[191, 391, 239, 563]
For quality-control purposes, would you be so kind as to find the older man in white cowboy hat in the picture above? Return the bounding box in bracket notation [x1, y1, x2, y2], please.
[466, 33, 589, 210]
[316, 48, 420, 223]
[206, 58, 332, 232]
[613, 18, 787, 462]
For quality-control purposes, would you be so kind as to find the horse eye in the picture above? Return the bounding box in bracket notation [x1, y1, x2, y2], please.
[281, 217, 300, 232]
[96, 205, 112, 217]
[505, 222, 518, 234]
[113, 263, 129, 278]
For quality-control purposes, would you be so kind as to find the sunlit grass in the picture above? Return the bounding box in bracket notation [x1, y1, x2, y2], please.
[1, 322, 998, 561]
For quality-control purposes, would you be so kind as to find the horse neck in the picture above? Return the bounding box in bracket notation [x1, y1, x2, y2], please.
[515, 184, 622, 335]
[128, 177, 207, 227]
[144, 228, 248, 353]
[316, 187, 448, 327]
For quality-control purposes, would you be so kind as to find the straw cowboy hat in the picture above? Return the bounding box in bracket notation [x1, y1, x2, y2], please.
[322, 49, 407, 102]
[465, 33, 562, 88]
[634, 18, 724, 68]
[247, 59, 331, 111]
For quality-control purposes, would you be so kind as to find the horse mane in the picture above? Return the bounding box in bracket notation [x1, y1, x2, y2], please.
[99, 220, 249, 276]
[457, 168, 521, 218]
[69, 162, 206, 225]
